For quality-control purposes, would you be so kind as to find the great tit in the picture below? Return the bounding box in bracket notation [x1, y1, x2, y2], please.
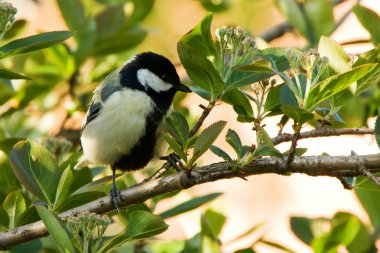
[80, 52, 191, 209]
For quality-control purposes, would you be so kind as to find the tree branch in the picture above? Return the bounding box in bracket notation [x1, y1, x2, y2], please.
[2, 154, 380, 249]
[271, 128, 374, 146]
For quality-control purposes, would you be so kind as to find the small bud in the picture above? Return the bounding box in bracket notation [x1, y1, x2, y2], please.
[234, 26, 245, 39]
[243, 37, 256, 51]
[286, 48, 301, 74]
[215, 26, 228, 42]
[0, 1, 16, 39]
[301, 49, 319, 71]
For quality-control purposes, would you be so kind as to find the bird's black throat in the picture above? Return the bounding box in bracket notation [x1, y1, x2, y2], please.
[113, 106, 164, 172]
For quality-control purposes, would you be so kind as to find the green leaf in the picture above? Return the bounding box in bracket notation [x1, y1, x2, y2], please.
[95, 5, 125, 40]
[57, 0, 86, 33]
[163, 134, 188, 163]
[249, 126, 281, 162]
[275, 0, 309, 40]
[93, 25, 146, 55]
[210, 145, 233, 163]
[191, 86, 211, 101]
[0, 31, 73, 58]
[283, 148, 307, 156]
[222, 89, 254, 122]
[227, 52, 281, 90]
[3, 19, 27, 40]
[280, 82, 300, 107]
[10, 140, 60, 206]
[159, 192, 223, 219]
[72, 174, 116, 195]
[127, 210, 168, 239]
[346, 218, 374, 253]
[66, 168, 93, 195]
[353, 46, 380, 95]
[376, 116, 380, 150]
[318, 36, 350, 73]
[0, 69, 30, 80]
[355, 179, 380, 231]
[304, 0, 335, 38]
[56, 1, 94, 64]
[2, 190, 26, 229]
[0, 137, 23, 155]
[305, 64, 377, 110]
[0, 206, 9, 229]
[0, 158, 21, 198]
[181, 233, 201, 253]
[290, 217, 314, 245]
[312, 212, 368, 253]
[231, 222, 265, 242]
[164, 111, 189, 147]
[258, 239, 295, 253]
[200, 0, 229, 12]
[281, 105, 314, 125]
[252, 144, 282, 160]
[53, 191, 106, 212]
[264, 84, 282, 114]
[262, 47, 291, 73]
[203, 209, 226, 236]
[128, 0, 155, 23]
[190, 121, 227, 165]
[180, 13, 217, 59]
[234, 248, 255, 253]
[225, 129, 243, 158]
[236, 58, 273, 73]
[178, 43, 224, 98]
[17, 206, 39, 227]
[36, 205, 75, 253]
[227, 70, 273, 91]
[201, 213, 222, 253]
[75, 19, 97, 66]
[354, 4, 380, 45]
[53, 167, 74, 212]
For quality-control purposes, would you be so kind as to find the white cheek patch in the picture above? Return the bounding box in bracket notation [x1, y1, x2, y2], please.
[137, 69, 172, 93]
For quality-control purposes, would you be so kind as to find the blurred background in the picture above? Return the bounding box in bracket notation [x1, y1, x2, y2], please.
[3, 0, 380, 252]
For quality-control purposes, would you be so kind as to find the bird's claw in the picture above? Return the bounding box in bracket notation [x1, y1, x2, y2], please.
[160, 153, 183, 172]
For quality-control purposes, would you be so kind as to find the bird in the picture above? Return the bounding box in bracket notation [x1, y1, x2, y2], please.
[80, 52, 191, 209]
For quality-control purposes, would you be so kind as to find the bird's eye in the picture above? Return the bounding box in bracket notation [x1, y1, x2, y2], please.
[161, 74, 168, 80]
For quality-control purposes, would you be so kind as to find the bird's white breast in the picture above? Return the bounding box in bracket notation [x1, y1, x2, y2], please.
[80, 89, 155, 165]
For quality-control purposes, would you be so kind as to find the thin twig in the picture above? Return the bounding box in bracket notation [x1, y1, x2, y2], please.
[285, 124, 300, 169]
[272, 128, 374, 146]
[189, 101, 216, 138]
[354, 151, 380, 187]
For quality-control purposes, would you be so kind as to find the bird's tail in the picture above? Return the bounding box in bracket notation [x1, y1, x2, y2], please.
[74, 156, 91, 170]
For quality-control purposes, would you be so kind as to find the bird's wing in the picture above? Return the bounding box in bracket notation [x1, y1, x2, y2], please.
[81, 69, 122, 132]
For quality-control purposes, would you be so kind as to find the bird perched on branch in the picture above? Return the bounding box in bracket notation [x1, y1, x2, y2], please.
[79, 52, 191, 209]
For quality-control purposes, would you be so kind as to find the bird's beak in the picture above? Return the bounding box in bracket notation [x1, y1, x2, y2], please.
[176, 83, 192, 93]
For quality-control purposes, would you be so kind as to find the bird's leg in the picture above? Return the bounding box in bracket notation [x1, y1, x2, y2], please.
[110, 165, 121, 211]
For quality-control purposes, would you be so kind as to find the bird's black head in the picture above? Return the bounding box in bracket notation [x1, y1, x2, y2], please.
[120, 52, 191, 113]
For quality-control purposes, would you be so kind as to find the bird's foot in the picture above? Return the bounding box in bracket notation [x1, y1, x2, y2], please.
[160, 153, 184, 172]
[110, 186, 122, 212]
